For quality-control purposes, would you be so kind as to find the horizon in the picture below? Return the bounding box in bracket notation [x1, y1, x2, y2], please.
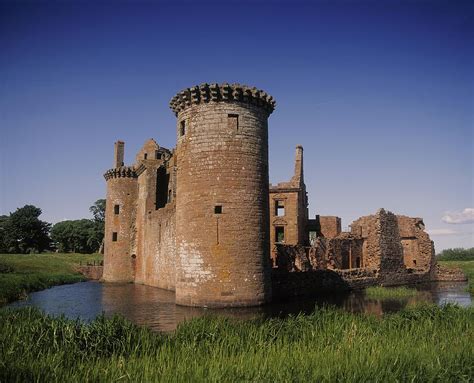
[1, 0, 473, 251]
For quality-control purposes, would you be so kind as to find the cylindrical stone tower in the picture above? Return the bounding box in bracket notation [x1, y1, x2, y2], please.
[170, 83, 276, 307]
[103, 142, 138, 282]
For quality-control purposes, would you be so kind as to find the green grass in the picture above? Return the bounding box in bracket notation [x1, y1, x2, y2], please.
[0, 305, 472, 382]
[365, 286, 419, 299]
[0, 253, 103, 304]
[438, 259, 474, 294]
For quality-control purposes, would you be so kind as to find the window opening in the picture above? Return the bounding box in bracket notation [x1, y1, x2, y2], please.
[275, 200, 285, 216]
[275, 226, 285, 243]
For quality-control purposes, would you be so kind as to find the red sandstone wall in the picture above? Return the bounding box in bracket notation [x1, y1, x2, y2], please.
[103, 174, 137, 282]
[319, 216, 341, 239]
[174, 100, 272, 307]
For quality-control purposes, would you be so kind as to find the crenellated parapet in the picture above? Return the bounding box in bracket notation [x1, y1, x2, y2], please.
[104, 166, 137, 181]
[169, 83, 276, 116]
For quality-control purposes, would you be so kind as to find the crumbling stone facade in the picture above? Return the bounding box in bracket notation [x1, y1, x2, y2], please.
[103, 82, 463, 308]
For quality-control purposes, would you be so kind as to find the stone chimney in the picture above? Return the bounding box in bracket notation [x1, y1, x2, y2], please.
[114, 141, 125, 168]
[291, 145, 304, 186]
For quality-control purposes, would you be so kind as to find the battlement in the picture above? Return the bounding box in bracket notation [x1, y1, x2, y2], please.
[169, 83, 276, 115]
[104, 166, 137, 181]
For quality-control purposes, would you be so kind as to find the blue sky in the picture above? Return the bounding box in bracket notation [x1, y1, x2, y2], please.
[1, 0, 472, 251]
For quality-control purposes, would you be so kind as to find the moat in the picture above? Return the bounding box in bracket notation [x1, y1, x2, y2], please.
[8, 281, 472, 332]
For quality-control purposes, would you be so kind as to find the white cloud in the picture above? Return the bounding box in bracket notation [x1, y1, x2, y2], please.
[441, 208, 474, 224]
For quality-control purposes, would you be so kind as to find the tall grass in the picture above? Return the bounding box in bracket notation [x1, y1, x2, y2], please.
[0, 253, 102, 304]
[0, 305, 472, 382]
[365, 286, 418, 299]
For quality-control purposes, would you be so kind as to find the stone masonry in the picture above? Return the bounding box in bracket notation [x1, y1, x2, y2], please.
[103, 82, 464, 308]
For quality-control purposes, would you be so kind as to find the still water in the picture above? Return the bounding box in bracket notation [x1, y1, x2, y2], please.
[8, 281, 472, 332]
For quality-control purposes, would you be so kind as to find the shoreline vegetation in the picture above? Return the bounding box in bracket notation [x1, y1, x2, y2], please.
[0, 305, 472, 381]
[365, 286, 419, 299]
[0, 253, 102, 304]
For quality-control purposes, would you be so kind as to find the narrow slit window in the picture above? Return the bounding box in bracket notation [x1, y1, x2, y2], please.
[275, 200, 285, 216]
[144, 153, 148, 160]
[275, 226, 285, 243]
[214, 205, 222, 214]
[228, 114, 239, 131]
[112, 232, 118, 242]
[114, 205, 120, 215]
[180, 120, 186, 136]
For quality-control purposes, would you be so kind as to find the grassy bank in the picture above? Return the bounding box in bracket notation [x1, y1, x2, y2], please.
[0, 305, 472, 382]
[438, 259, 474, 294]
[365, 286, 418, 299]
[0, 253, 102, 304]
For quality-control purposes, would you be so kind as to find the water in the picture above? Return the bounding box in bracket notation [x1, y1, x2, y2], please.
[7, 281, 471, 332]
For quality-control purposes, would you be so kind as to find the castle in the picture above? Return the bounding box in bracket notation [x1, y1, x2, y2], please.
[103, 83, 464, 308]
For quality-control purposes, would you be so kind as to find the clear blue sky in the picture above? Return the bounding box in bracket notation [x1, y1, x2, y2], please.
[1, 0, 472, 251]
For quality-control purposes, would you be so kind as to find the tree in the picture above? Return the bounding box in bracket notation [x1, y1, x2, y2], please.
[89, 199, 105, 254]
[90, 199, 106, 223]
[3, 205, 51, 253]
[51, 219, 102, 254]
[0, 215, 9, 253]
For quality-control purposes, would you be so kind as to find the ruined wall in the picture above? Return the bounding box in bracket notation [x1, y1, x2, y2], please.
[103, 167, 138, 282]
[397, 215, 434, 273]
[171, 83, 274, 307]
[133, 143, 176, 291]
[318, 216, 341, 239]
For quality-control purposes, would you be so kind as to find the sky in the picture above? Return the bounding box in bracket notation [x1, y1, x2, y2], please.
[0, 0, 473, 251]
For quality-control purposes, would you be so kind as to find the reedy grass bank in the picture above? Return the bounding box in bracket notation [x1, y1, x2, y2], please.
[0, 305, 472, 382]
[365, 286, 418, 299]
[0, 253, 102, 304]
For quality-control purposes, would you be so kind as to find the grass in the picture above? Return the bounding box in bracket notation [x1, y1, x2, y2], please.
[365, 286, 419, 299]
[0, 253, 103, 304]
[0, 304, 472, 382]
[438, 259, 474, 294]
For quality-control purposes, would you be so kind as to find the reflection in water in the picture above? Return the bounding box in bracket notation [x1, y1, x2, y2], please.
[7, 281, 471, 332]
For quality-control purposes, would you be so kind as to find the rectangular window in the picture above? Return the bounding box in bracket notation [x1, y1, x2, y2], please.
[112, 232, 118, 242]
[214, 205, 222, 214]
[275, 226, 285, 243]
[114, 205, 120, 215]
[228, 114, 239, 131]
[275, 200, 285, 216]
[180, 120, 186, 136]
[155, 151, 161, 160]
[144, 153, 148, 160]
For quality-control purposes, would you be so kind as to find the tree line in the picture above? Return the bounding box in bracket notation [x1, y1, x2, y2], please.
[0, 200, 105, 254]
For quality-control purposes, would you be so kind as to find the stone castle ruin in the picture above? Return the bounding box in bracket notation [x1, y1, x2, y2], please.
[103, 83, 464, 307]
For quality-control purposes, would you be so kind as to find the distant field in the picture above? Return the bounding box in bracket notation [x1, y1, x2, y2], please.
[0, 253, 103, 304]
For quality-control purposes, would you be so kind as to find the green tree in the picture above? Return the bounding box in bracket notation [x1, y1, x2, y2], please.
[90, 199, 106, 223]
[51, 219, 102, 253]
[3, 205, 51, 253]
[89, 199, 105, 253]
[0, 215, 9, 253]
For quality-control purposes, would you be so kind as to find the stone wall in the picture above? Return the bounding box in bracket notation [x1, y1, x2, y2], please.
[173, 84, 274, 307]
[78, 265, 103, 280]
[318, 216, 341, 238]
[103, 168, 138, 283]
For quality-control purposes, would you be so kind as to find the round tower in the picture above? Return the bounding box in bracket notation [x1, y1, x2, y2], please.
[102, 142, 138, 282]
[170, 83, 276, 307]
